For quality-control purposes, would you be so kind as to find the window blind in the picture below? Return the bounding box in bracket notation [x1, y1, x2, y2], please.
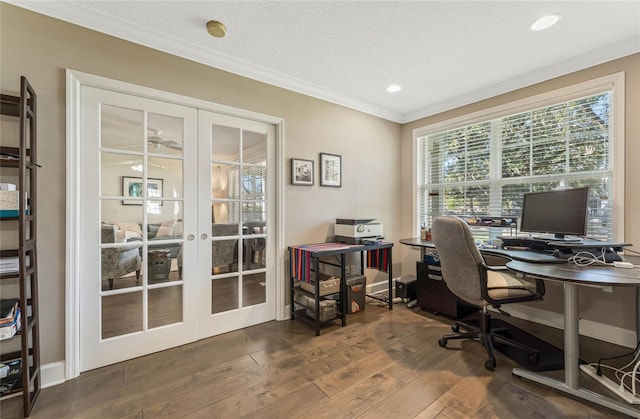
[417, 91, 614, 242]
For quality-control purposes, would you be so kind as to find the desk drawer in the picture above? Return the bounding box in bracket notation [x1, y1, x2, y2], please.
[416, 262, 475, 319]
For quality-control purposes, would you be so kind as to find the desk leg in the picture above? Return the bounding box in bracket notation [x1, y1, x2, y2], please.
[564, 282, 579, 389]
[512, 282, 640, 417]
[341, 254, 347, 327]
[636, 288, 640, 343]
[387, 246, 393, 310]
[314, 256, 320, 336]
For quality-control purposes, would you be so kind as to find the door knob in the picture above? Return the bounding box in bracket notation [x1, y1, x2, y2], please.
[201, 233, 208, 240]
[187, 234, 195, 241]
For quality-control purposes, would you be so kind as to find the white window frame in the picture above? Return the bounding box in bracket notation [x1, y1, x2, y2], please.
[412, 72, 626, 241]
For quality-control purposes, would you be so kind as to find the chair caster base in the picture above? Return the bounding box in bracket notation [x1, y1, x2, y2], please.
[485, 359, 496, 371]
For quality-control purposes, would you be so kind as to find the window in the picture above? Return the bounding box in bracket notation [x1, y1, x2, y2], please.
[415, 74, 625, 242]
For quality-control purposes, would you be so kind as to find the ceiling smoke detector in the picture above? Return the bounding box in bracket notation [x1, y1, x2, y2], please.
[206, 20, 227, 38]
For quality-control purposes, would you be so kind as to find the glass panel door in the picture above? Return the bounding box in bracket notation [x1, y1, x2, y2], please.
[198, 111, 275, 337]
[80, 86, 198, 371]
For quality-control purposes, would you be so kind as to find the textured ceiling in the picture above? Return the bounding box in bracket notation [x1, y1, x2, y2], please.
[12, 1, 640, 123]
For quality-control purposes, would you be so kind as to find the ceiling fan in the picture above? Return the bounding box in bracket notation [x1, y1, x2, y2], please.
[106, 159, 167, 170]
[147, 128, 183, 151]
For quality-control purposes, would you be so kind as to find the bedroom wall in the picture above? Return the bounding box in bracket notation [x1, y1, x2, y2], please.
[0, 4, 401, 366]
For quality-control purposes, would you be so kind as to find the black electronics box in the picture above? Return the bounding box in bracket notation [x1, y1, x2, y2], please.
[396, 275, 417, 300]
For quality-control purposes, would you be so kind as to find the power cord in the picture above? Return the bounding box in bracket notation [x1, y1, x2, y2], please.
[587, 340, 640, 398]
[567, 248, 610, 266]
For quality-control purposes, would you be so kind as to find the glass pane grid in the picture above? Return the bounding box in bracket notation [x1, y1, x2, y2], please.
[417, 90, 614, 241]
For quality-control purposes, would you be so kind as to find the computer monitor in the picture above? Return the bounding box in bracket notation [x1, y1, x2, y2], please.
[519, 187, 590, 241]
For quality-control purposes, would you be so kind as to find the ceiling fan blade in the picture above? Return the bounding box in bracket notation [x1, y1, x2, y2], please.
[147, 131, 183, 150]
[166, 143, 183, 150]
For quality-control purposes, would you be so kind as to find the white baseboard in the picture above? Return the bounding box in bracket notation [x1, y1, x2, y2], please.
[41, 361, 66, 388]
[497, 304, 637, 349]
[290, 281, 636, 349]
[367, 279, 392, 295]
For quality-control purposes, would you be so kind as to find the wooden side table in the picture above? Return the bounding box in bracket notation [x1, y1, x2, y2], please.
[148, 249, 171, 281]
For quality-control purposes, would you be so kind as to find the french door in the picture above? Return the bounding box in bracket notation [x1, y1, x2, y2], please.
[198, 112, 276, 336]
[79, 86, 276, 371]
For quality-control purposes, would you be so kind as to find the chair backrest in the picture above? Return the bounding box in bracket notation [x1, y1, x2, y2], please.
[431, 216, 486, 307]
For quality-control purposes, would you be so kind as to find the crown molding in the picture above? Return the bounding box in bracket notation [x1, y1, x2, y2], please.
[402, 38, 640, 123]
[10, 1, 403, 123]
[10, 1, 640, 125]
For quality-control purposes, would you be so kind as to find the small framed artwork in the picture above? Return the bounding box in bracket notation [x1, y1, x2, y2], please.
[122, 176, 163, 205]
[291, 158, 314, 186]
[319, 153, 342, 187]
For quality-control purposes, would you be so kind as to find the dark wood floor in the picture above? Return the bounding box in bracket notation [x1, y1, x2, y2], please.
[1, 301, 634, 418]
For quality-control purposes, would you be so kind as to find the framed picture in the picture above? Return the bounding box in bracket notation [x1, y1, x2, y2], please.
[319, 153, 342, 187]
[122, 176, 163, 205]
[291, 158, 314, 186]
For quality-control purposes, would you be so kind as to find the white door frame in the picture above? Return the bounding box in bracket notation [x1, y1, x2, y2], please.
[65, 69, 286, 380]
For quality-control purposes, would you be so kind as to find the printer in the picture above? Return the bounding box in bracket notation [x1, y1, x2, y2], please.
[334, 218, 383, 244]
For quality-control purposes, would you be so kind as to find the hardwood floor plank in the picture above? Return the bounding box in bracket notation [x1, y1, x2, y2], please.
[313, 350, 395, 398]
[241, 382, 328, 419]
[140, 363, 269, 417]
[358, 370, 452, 419]
[414, 391, 480, 418]
[2, 304, 637, 419]
[306, 371, 405, 418]
[185, 366, 313, 418]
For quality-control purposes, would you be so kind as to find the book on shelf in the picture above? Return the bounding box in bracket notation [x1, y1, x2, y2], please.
[0, 298, 19, 319]
[0, 359, 22, 395]
[0, 308, 21, 340]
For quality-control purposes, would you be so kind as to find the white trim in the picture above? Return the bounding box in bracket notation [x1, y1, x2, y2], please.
[275, 120, 287, 321]
[11, 2, 639, 124]
[404, 41, 638, 123]
[414, 73, 625, 138]
[41, 361, 66, 389]
[65, 70, 81, 380]
[499, 304, 637, 349]
[66, 69, 285, 379]
[611, 73, 626, 244]
[367, 280, 392, 296]
[412, 72, 626, 242]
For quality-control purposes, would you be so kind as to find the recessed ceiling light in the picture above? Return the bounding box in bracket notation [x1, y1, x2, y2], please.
[530, 14, 561, 31]
[386, 84, 402, 93]
[206, 20, 227, 38]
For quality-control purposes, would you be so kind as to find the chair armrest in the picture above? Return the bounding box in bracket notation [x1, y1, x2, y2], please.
[480, 262, 508, 272]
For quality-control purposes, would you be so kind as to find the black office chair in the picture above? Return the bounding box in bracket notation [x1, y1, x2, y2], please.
[431, 216, 546, 370]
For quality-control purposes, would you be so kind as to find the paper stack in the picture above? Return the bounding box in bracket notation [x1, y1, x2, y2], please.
[0, 257, 19, 275]
[0, 299, 21, 340]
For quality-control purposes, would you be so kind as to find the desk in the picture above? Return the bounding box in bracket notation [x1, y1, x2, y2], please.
[507, 260, 640, 417]
[400, 237, 566, 263]
[289, 242, 393, 335]
[401, 237, 640, 415]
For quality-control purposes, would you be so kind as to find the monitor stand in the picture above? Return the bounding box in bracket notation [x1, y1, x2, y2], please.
[536, 235, 582, 244]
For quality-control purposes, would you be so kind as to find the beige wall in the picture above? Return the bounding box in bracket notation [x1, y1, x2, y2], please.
[400, 53, 640, 332]
[2, 4, 638, 368]
[0, 4, 401, 364]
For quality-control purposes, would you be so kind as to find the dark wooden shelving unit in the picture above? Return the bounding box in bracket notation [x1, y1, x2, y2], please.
[0, 76, 41, 417]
